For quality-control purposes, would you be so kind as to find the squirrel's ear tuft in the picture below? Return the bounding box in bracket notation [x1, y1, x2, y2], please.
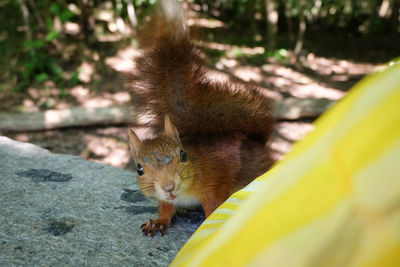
[164, 115, 180, 141]
[128, 128, 141, 156]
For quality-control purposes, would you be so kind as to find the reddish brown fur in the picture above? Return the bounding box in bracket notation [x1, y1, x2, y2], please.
[129, 12, 273, 143]
[128, 2, 275, 237]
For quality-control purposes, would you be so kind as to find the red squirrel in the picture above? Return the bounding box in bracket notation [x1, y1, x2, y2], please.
[128, 0, 274, 237]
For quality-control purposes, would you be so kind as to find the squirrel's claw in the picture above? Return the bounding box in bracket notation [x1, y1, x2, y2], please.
[159, 225, 166, 236]
[150, 225, 157, 237]
[141, 218, 170, 237]
[141, 218, 154, 236]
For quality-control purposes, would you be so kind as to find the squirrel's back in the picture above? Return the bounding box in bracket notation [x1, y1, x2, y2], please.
[129, 0, 274, 144]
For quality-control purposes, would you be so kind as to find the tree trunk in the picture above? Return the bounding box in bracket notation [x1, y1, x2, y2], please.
[246, 0, 257, 42]
[264, 0, 278, 50]
[294, 0, 306, 58]
[282, 0, 294, 43]
[390, 0, 400, 31]
[17, 0, 33, 56]
[378, 0, 390, 17]
[79, 0, 94, 45]
[127, 0, 138, 28]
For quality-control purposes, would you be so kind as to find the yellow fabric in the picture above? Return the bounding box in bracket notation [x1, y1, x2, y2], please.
[171, 60, 400, 267]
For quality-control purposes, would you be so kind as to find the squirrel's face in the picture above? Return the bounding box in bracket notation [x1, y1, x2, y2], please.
[128, 116, 193, 202]
[132, 136, 193, 201]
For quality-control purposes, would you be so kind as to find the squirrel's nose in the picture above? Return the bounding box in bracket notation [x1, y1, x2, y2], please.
[162, 181, 175, 193]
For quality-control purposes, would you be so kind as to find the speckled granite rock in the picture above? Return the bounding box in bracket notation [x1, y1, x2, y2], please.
[0, 136, 204, 266]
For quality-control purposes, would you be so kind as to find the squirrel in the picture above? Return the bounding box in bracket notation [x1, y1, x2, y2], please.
[128, 0, 275, 237]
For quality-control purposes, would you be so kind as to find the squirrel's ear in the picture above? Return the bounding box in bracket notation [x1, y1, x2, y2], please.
[128, 128, 140, 156]
[164, 115, 180, 141]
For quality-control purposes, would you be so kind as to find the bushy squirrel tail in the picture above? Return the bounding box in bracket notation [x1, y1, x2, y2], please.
[130, 0, 274, 144]
[130, 0, 203, 128]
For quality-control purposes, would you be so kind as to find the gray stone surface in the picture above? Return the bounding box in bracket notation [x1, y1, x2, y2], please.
[0, 136, 204, 266]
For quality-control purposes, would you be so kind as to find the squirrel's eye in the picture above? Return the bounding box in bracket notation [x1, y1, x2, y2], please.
[137, 163, 144, 176]
[180, 150, 187, 162]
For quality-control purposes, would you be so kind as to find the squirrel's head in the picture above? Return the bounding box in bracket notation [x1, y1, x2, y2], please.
[128, 116, 193, 202]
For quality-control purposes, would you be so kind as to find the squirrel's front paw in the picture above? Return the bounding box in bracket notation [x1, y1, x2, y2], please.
[141, 218, 171, 237]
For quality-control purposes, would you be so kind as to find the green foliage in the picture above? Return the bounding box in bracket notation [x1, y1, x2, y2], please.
[135, 0, 156, 6]
[45, 30, 60, 42]
[203, 47, 226, 65]
[267, 49, 289, 61]
[1, 0, 162, 94]
[1, 1, 83, 93]
[22, 31, 61, 83]
[50, 2, 74, 23]
[232, 47, 244, 58]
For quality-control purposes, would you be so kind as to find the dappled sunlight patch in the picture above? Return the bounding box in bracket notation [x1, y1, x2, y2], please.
[331, 74, 350, 82]
[107, 19, 133, 36]
[276, 122, 314, 142]
[187, 2, 221, 17]
[92, 52, 100, 61]
[263, 64, 310, 85]
[78, 62, 95, 83]
[70, 86, 90, 102]
[24, 83, 73, 111]
[273, 65, 312, 84]
[95, 8, 114, 22]
[53, 102, 72, 110]
[270, 138, 292, 161]
[78, 92, 131, 108]
[262, 64, 346, 100]
[64, 22, 80, 35]
[81, 134, 130, 168]
[270, 121, 314, 161]
[205, 48, 382, 103]
[227, 47, 265, 58]
[103, 147, 130, 167]
[107, 21, 120, 33]
[258, 87, 283, 101]
[188, 17, 226, 29]
[203, 42, 230, 51]
[97, 33, 125, 42]
[44, 109, 72, 127]
[288, 84, 345, 100]
[27, 87, 47, 100]
[67, 3, 80, 15]
[204, 42, 265, 59]
[4, 127, 133, 167]
[105, 47, 138, 72]
[206, 45, 349, 101]
[271, 76, 291, 88]
[215, 58, 238, 69]
[233, 66, 263, 83]
[82, 97, 115, 108]
[22, 99, 39, 112]
[70, 86, 131, 107]
[109, 92, 130, 103]
[304, 53, 383, 76]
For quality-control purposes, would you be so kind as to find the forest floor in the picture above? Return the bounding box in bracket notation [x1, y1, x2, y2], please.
[1, 6, 397, 172]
